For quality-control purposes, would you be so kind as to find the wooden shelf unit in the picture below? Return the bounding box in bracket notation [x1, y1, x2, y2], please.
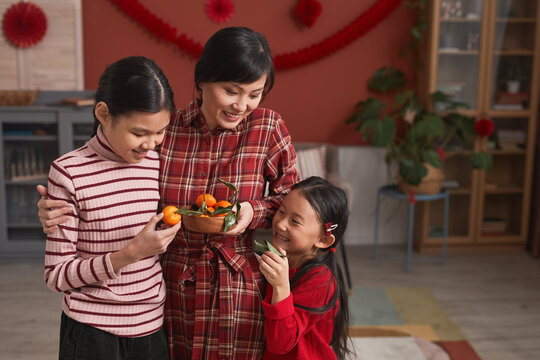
[415, 0, 540, 253]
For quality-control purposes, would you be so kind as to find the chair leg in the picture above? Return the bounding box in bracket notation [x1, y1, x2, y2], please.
[373, 191, 382, 260]
[339, 241, 352, 292]
[406, 203, 415, 273]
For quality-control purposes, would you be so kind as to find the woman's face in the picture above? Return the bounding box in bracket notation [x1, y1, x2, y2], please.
[198, 76, 267, 131]
[100, 108, 170, 164]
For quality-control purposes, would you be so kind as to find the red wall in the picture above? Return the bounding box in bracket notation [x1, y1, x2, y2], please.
[82, 0, 415, 145]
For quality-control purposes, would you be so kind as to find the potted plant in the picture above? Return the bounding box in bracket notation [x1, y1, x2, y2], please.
[346, 66, 493, 194]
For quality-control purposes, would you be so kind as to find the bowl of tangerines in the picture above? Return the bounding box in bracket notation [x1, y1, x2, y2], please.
[162, 179, 239, 234]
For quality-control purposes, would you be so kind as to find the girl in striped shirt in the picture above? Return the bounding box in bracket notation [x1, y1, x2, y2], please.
[40, 56, 180, 359]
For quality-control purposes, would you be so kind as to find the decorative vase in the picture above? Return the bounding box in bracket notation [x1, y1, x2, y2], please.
[506, 80, 521, 94]
[397, 163, 445, 195]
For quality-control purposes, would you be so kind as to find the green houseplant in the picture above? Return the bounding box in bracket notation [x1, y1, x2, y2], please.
[346, 67, 493, 194]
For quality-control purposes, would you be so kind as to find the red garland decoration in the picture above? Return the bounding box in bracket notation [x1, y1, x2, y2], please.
[295, 0, 322, 28]
[206, 0, 234, 23]
[108, 0, 402, 70]
[2, 1, 47, 48]
[475, 118, 495, 137]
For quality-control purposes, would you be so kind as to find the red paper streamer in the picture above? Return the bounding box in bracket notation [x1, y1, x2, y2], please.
[108, 0, 402, 70]
[2, 1, 47, 48]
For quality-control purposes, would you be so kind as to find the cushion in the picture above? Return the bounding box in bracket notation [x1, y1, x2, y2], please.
[295, 145, 327, 180]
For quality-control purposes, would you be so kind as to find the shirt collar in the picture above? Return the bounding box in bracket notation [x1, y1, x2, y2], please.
[87, 125, 126, 163]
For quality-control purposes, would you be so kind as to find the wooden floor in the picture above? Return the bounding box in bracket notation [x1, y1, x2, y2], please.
[1, 245, 539, 360]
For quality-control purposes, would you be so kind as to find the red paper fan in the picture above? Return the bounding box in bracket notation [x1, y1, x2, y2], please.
[295, 0, 322, 28]
[206, 0, 235, 24]
[2, 1, 47, 48]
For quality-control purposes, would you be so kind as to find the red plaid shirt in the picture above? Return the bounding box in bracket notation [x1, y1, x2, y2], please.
[159, 99, 299, 359]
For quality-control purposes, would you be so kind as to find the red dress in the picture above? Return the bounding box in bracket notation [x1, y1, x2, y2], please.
[262, 267, 338, 360]
[159, 100, 299, 359]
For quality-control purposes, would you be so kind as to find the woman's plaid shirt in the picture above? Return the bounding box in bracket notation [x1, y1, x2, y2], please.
[158, 100, 299, 359]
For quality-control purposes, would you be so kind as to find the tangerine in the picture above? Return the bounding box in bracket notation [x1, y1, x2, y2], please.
[215, 200, 232, 209]
[195, 193, 216, 208]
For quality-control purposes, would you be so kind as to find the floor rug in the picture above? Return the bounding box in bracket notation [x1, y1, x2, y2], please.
[346, 287, 482, 360]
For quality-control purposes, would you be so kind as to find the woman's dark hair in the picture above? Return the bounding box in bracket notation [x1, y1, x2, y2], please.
[92, 56, 175, 136]
[289, 176, 352, 359]
[194, 27, 275, 97]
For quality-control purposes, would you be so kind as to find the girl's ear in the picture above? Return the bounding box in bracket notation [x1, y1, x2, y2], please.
[94, 101, 110, 125]
[316, 233, 335, 250]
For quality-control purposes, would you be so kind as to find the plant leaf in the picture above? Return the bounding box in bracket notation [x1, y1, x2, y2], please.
[253, 240, 269, 255]
[361, 116, 396, 147]
[470, 151, 493, 171]
[266, 240, 286, 257]
[177, 207, 203, 216]
[217, 178, 238, 193]
[399, 159, 427, 186]
[223, 211, 237, 232]
[422, 149, 442, 168]
[368, 67, 406, 92]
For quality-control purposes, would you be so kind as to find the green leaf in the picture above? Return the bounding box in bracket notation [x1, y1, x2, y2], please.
[470, 151, 493, 171]
[212, 205, 233, 215]
[252, 240, 286, 257]
[361, 116, 396, 147]
[399, 159, 427, 186]
[223, 211, 237, 232]
[253, 240, 269, 255]
[266, 240, 286, 257]
[217, 178, 238, 193]
[177, 207, 203, 216]
[368, 67, 406, 92]
[414, 114, 445, 138]
[422, 149, 442, 168]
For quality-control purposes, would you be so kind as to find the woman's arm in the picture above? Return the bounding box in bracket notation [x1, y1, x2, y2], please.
[36, 185, 73, 234]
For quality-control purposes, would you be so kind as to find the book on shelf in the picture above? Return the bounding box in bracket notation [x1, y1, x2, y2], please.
[482, 217, 507, 234]
[496, 92, 529, 105]
[493, 103, 524, 110]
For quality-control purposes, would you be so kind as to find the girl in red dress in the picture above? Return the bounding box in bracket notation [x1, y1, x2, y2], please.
[258, 176, 352, 359]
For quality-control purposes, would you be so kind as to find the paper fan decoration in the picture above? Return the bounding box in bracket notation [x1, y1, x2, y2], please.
[295, 0, 322, 28]
[206, 0, 235, 24]
[2, 1, 47, 48]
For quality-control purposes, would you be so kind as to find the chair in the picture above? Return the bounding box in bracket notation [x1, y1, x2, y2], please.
[373, 184, 448, 272]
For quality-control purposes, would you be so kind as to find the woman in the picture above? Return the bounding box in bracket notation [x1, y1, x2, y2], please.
[37, 27, 299, 359]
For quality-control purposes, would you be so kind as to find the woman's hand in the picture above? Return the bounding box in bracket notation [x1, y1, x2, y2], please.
[223, 201, 253, 235]
[110, 213, 180, 272]
[36, 185, 73, 234]
[259, 246, 290, 304]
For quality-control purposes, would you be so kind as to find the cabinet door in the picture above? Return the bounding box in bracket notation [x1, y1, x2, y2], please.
[479, 0, 539, 245]
[0, 115, 58, 255]
[435, 0, 486, 110]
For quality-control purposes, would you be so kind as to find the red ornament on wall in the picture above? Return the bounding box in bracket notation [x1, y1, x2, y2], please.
[2, 1, 47, 48]
[206, 0, 234, 24]
[295, 0, 322, 27]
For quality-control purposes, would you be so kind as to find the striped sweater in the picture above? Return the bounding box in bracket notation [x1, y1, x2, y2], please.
[44, 126, 165, 338]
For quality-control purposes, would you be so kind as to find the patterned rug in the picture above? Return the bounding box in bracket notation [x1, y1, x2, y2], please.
[346, 287, 482, 360]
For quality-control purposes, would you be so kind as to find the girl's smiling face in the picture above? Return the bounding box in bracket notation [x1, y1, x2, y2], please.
[96, 102, 170, 164]
[272, 189, 329, 268]
[198, 76, 266, 131]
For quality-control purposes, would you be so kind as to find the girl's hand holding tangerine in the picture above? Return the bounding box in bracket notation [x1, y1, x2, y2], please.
[259, 245, 290, 305]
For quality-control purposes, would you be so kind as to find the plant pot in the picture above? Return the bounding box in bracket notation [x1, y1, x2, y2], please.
[397, 163, 445, 195]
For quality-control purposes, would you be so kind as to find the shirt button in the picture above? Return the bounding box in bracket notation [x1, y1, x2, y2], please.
[202, 171, 207, 176]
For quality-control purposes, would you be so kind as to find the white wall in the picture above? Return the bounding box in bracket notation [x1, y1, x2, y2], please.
[338, 146, 409, 245]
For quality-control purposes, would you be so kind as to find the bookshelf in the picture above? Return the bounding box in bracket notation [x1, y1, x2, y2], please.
[415, 0, 540, 253]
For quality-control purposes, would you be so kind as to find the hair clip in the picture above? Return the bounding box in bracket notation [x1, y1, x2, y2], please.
[328, 247, 336, 253]
[324, 222, 338, 235]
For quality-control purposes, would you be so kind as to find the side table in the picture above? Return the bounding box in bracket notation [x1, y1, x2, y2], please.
[373, 184, 449, 272]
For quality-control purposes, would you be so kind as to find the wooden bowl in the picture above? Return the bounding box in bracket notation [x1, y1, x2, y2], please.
[0, 90, 39, 106]
[182, 214, 236, 234]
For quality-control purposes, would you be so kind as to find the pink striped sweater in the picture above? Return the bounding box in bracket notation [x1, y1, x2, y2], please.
[44, 126, 165, 338]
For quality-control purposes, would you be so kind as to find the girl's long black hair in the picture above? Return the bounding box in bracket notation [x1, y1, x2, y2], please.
[91, 56, 175, 136]
[289, 176, 352, 359]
